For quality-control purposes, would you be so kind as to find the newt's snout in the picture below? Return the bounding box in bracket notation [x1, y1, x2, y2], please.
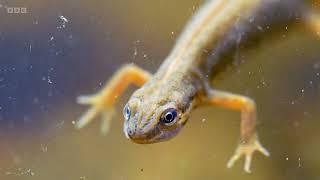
[124, 120, 161, 144]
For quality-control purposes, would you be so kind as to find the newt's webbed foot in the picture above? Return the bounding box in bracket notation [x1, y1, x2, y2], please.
[227, 135, 269, 173]
[76, 93, 115, 135]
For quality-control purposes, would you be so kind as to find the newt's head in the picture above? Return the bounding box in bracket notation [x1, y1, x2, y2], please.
[122, 81, 197, 144]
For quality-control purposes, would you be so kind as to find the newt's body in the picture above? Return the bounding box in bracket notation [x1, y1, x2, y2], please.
[76, 0, 319, 173]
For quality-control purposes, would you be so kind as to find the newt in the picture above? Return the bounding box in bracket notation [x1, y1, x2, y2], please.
[75, 0, 320, 173]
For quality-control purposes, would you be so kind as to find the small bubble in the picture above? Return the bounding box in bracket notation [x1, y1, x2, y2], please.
[33, 97, 40, 104]
[313, 62, 320, 69]
[298, 157, 302, 167]
[23, 116, 31, 123]
[41, 144, 48, 152]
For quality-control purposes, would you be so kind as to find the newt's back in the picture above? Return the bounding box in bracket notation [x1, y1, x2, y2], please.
[154, 0, 307, 82]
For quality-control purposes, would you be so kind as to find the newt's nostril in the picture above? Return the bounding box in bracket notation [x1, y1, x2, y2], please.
[127, 128, 135, 137]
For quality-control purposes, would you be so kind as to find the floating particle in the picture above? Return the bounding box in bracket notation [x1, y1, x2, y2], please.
[47, 76, 53, 84]
[40, 144, 48, 153]
[58, 15, 69, 29]
[298, 157, 302, 167]
[59, 15, 68, 23]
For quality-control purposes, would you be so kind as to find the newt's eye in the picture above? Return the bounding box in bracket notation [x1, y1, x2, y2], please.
[123, 104, 131, 121]
[160, 108, 178, 125]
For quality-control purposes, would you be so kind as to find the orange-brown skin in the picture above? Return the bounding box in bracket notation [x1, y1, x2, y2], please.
[76, 0, 319, 173]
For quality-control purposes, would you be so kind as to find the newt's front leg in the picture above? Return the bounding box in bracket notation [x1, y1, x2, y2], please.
[202, 89, 269, 173]
[76, 64, 152, 134]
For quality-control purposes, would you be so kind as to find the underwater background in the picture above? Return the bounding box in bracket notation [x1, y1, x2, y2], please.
[0, 0, 320, 179]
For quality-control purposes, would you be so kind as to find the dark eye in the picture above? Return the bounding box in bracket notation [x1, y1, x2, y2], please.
[160, 108, 178, 125]
[123, 104, 131, 121]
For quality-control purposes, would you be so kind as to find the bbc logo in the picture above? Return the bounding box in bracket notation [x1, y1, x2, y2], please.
[6, 7, 27, 14]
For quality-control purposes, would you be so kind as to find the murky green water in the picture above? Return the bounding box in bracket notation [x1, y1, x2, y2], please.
[0, 0, 320, 179]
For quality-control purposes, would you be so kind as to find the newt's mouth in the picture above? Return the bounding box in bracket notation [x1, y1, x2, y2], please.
[125, 126, 182, 144]
[127, 132, 168, 144]
[128, 137, 157, 144]
[124, 125, 162, 144]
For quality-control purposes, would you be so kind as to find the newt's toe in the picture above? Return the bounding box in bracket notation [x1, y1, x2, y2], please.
[227, 137, 269, 173]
